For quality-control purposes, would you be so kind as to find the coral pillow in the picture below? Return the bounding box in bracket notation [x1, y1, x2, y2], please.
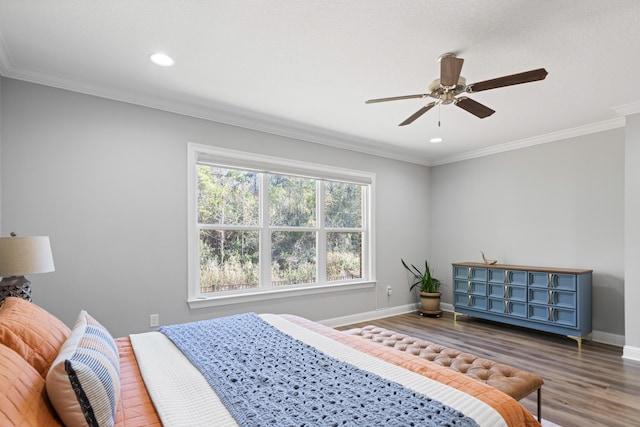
[46, 310, 120, 427]
[0, 297, 71, 377]
[0, 343, 63, 426]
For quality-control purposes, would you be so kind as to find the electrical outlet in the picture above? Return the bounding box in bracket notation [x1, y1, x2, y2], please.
[386, 285, 392, 296]
[149, 313, 159, 328]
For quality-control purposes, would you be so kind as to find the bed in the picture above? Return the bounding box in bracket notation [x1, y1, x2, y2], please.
[0, 297, 540, 426]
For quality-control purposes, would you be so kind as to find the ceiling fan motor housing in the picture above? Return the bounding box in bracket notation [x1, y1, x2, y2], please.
[429, 77, 467, 104]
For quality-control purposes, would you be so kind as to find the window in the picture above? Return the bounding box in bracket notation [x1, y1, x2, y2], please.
[188, 144, 375, 305]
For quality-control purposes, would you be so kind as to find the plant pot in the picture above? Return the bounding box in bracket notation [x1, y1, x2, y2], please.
[419, 291, 442, 317]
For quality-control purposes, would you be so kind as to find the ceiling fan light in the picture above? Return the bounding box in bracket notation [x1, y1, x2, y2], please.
[430, 137, 443, 143]
[150, 53, 174, 67]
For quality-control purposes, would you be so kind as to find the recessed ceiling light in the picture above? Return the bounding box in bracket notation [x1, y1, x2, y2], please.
[430, 137, 443, 143]
[150, 53, 174, 67]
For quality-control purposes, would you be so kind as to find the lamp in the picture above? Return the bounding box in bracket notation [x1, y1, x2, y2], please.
[0, 233, 55, 304]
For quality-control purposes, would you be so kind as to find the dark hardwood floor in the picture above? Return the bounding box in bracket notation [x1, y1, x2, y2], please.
[337, 311, 640, 427]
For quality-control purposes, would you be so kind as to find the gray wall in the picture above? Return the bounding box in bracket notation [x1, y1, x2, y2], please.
[1, 76, 635, 349]
[0, 78, 429, 337]
[624, 112, 640, 356]
[429, 130, 626, 339]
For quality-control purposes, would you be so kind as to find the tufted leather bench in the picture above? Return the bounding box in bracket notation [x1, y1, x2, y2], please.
[342, 325, 544, 421]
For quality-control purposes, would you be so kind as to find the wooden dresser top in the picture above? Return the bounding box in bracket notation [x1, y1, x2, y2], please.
[452, 262, 592, 274]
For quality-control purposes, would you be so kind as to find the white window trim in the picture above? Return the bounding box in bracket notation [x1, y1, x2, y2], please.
[187, 143, 376, 309]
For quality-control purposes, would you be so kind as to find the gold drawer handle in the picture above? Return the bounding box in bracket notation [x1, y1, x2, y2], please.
[504, 301, 510, 314]
[548, 290, 554, 305]
[547, 307, 556, 322]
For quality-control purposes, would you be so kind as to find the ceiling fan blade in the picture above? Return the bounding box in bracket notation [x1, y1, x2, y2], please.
[366, 94, 429, 104]
[455, 97, 495, 118]
[466, 68, 548, 93]
[399, 102, 437, 126]
[440, 55, 464, 87]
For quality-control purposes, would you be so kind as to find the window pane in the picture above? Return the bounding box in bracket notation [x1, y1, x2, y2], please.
[269, 174, 316, 227]
[327, 232, 362, 281]
[197, 165, 259, 225]
[200, 229, 259, 292]
[325, 181, 362, 228]
[271, 231, 316, 286]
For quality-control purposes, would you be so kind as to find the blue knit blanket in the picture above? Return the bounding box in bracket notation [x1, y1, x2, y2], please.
[159, 313, 478, 427]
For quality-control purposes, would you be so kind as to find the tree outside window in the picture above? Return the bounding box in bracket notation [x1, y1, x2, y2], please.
[196, 164, 366, 294]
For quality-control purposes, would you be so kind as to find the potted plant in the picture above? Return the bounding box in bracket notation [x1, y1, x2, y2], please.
[401, 258, 442, 317]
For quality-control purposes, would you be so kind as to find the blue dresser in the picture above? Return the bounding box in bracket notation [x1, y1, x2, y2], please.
[452, 262, 592, 349]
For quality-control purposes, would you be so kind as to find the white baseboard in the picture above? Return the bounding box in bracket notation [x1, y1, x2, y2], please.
[321, 303, 625, 348]
[320, 302, 455, 328]
[622, 345, 640, 361]
[320, 303, 419, 328]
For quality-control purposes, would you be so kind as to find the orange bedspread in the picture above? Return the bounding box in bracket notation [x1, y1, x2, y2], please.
[282, 314, 541, 427]
[114, 337, 161, 426]
[66, 315, 540, 427]
[6, 312, 537, 426]
[116, 314, 540, 426]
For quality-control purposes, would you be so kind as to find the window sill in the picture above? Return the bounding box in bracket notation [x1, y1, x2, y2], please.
[187, 280, 376, 309]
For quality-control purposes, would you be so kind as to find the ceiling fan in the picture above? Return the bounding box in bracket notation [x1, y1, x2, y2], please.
[366, 53, 548, 126]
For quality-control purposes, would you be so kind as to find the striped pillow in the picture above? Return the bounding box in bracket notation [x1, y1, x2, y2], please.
[46, 310, 120, 427]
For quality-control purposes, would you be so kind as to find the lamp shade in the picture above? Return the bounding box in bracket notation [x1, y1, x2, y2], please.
[0, 236, 55, 277]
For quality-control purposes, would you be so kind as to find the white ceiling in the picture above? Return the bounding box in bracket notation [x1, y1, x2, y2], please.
[1, 1, 639, 165]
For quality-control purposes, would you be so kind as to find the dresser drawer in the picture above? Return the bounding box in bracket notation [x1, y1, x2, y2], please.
[488, 283, 527, 301]
[488, 298, 527, 318]
[488, 268, 527, 285]
[454, 279, 487, 296]
[454, 265, 487, 281]
[529, 272, 577, 291]
[528, 304, 576, 327]
[454, 292, 487, 310]
[529, 288, 576, 308]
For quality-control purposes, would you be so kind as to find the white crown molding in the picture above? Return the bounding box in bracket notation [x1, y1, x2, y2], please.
[0, 53, 429, 166]
[430, 117, 626, 166]
[0, 42, 629, 169]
